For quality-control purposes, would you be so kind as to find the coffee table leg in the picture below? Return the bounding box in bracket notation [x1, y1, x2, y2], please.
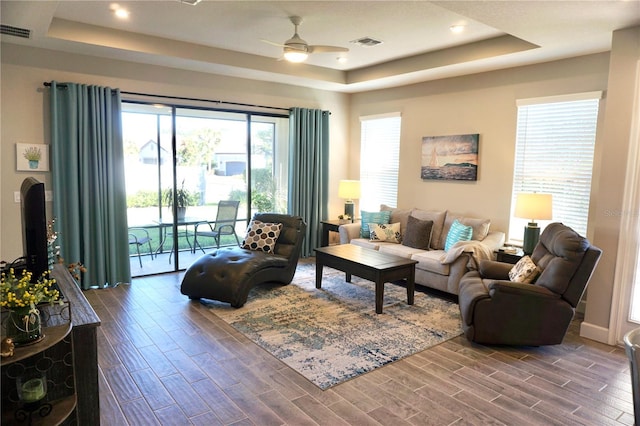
[316, 259, 323, 289]
[375, 280, 384, 314]
[407, 268, 415, 306]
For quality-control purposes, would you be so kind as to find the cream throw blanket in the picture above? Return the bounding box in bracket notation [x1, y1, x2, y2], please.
[439, 240, 495, 270]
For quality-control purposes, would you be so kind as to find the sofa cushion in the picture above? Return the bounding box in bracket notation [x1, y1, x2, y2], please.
[412, 250, 451, 276]
[369, 222, 402, 243]
[445, 219, 473, 251]
[402, 216, 433, 250]
[440, 214, 491, 248]
[410, 209, 447, 250]
[350, 238, 383, 250]
[380, 204, 413, 235]
[360, 210, 392, 238]
[241, 220, 283, 253]
[379, 243, 424, 258]
[508, 255, 540, 284]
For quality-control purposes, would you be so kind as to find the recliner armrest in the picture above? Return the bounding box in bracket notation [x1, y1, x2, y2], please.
[488, 280, 560, 299]
[338, 223, 361, 244]
[478, 260, 512, 280]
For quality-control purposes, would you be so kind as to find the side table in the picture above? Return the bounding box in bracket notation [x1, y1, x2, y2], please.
[496, 247, 525, 264]
[320, 220, 352, 246]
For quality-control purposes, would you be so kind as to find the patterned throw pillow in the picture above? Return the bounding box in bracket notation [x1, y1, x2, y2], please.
[402, 216, 434, 250]
[241, 220, 283, 253]
[360, 210, 392, 238]
[508, 255, 540, 283]
[444, 219, 473, 251]
[369, 222, 402, 243]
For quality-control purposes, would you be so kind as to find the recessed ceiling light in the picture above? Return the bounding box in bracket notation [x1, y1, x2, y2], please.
[337, 56, 347, 63]
[450, 24, 465, 34]
[110, 4, 130, 19]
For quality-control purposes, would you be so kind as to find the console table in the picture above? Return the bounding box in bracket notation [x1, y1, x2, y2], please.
[51, 264, 101, 425]
[1, 265, 100, 425]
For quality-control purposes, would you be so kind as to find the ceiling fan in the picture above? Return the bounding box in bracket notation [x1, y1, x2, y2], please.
[262, 16, 348, 63]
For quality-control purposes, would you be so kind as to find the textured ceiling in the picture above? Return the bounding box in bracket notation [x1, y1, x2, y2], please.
[2, 1, 639, 92]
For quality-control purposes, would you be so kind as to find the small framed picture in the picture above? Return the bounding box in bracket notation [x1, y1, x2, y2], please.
[16, 143, 49, 172]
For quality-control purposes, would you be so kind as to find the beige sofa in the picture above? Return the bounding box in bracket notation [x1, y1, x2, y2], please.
[338, 206, 505, 296]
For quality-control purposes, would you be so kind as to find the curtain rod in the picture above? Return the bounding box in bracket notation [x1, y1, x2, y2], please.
[43, 82, 290, 112]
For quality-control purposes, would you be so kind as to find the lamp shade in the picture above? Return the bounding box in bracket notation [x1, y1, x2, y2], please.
[338, 180, 361, 200]
[515, 193, 553, 221]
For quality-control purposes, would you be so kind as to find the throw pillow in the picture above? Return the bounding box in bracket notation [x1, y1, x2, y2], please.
[369, 222, 402, 243]
[444, 219, 473, 251]
[508, 255, 540, 284]
[241, 220, 283, 253]
[410, 209, 447, 250]
[402, 216, 434, 250]
[360, 210, 392, 238]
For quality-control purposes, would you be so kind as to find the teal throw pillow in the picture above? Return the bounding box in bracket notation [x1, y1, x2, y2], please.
[444, 219, 473, 251]
[360, 210, 391, 238]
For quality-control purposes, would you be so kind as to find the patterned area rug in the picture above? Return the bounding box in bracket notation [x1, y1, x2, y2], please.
[206, 262, 463, 389]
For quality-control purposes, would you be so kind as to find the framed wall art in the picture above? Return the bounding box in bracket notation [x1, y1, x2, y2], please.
[421, 134, 479, 181]
[16, 143, 49, 172]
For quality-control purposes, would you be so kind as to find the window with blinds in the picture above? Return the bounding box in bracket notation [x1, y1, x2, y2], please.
[359, 113, 401, 211]
[509, 92, 601, 239]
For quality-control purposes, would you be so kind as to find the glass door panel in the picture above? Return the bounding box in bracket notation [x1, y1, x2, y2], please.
[249, 115, 289, 218]
[123, 104, 175, 276]
[174, 109, 249, 270]
[123, 103, 289, 276]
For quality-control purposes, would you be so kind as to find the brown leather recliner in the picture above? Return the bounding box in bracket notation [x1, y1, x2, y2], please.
[181, 213, 306, 308]
[458, 222, 602, 346]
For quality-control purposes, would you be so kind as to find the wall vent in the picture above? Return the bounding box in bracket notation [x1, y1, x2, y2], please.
[0, 24, 31, 39]
[350, 37, 383, 47]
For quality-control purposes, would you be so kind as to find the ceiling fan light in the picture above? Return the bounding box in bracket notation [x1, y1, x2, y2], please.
[284, 50, 308, 63]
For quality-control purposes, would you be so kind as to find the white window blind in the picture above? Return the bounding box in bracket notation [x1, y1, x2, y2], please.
[359, 113, 401, 211]
[510, 93, 601, 239]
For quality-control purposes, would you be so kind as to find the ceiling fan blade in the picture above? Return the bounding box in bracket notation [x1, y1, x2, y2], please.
[308, 45, 349, 53]
[261, 39, 287, 48]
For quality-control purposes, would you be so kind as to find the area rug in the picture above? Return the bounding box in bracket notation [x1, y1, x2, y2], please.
[206, 264, 463, 389]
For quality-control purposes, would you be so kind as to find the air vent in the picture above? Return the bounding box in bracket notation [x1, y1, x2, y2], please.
[350, 37, 383, 48]
[180, 0, 202, 5]
[0, 24, 31, 39]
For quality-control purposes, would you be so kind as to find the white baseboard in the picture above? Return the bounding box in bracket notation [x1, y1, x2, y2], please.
[579, 321, 610, 344]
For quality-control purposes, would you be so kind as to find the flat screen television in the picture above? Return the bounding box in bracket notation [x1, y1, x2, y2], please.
[20, 177, 49, 280]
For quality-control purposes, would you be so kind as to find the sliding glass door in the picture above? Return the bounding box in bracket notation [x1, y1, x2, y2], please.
[123, 102, 288, 276]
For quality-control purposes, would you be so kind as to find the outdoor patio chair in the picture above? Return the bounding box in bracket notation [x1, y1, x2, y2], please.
[128, 227, 154, 267]
[193, 200, 241, 252]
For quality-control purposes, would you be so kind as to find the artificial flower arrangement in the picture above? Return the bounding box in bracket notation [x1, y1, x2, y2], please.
[47, 218, 87, 281]
[0, 268, 61, 311]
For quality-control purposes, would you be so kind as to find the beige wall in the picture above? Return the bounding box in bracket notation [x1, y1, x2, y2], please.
[0, 43, 349, 263]
[583, 26, 640, 342]
[349, 53, 610, 235]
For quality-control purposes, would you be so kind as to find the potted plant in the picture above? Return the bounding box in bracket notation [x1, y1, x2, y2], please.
[23, 146, 42, 169]
[164, 180, 193, 221]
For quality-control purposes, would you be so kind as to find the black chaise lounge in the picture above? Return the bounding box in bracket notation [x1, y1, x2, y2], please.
[180, 213, 306, 308]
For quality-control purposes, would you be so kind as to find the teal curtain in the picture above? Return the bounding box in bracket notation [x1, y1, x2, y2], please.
[288, 108, 329, 256]
[49, 81, 131, 288]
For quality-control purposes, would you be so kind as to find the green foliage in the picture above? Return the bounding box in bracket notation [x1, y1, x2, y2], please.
[227, 168, 276, 212]
[163, 181, 196, 208]
[177, 128, 221, 170]
[127, 190, 160, 208]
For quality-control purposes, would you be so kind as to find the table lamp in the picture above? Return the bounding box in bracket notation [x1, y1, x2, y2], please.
[338, 180, 361, 223]
[515, 193, 553, 254]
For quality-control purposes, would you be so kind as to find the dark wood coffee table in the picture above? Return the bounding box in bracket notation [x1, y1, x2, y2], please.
[314, 244, 418, 314]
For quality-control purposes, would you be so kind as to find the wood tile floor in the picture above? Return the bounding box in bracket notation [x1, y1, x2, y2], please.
[85, 259, 635, 425]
